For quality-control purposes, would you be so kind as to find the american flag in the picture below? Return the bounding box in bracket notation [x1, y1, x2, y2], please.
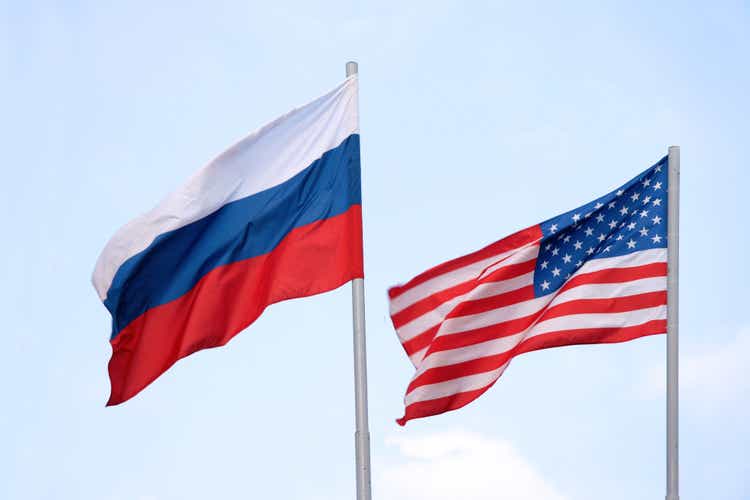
[389, 157, 670, 425]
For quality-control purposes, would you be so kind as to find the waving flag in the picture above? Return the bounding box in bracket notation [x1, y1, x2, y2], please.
[389, 157, 669, 425]
[93, 76, 362, 405]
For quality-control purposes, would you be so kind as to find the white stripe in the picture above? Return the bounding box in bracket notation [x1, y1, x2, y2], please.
[396, 270, 534, 343]
[438, 295, 551, 335]
[404, 362, 510, 407]
[394, 244, 538, 337]
[529, 304, 666, 337]
[92, 76, 359, 300]
[413, 332, 526, 380]
[389, 242, 538, 315]
[553, 276, 666, 303]
[576, 247, 666, 275]
[406, 307, 666, 404]
[408, 347, 428, 366]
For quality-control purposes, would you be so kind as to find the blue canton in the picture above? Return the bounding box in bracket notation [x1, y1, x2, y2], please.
[534, 156, 669, 296]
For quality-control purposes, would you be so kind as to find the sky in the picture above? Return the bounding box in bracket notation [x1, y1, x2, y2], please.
[1, 1, 748, 499]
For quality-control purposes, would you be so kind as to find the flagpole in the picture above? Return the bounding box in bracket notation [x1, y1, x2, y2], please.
[666, 145, 680, 500]
[347, 61, 372, 500]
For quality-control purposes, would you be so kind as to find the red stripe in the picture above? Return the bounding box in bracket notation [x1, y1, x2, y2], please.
[107, 205, 364, 406]
[392, 258, 536, 330]
[388, 225, 541, 299]
[401, 325, 440, 359]
[396, 385, 493, 426]
[444, 282, 536, 319]
[543, 290, 667, 321]
[398, 319, 666, 425]
[420, 301, 544, 357]
[403, 285, 538, 356]
[561, 262, 667, 293]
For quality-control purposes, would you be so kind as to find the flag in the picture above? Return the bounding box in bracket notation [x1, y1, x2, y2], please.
[389, 157, 669, 425]
[93, 76, 362, 405]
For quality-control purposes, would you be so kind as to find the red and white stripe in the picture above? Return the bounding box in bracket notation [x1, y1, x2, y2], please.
[388, 226, 667, 425]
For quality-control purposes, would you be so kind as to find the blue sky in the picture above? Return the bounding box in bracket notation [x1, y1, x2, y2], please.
[2, 1, 748, 499]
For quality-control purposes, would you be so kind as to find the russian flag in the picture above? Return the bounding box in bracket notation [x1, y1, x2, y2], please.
[92, 76, 363, 405]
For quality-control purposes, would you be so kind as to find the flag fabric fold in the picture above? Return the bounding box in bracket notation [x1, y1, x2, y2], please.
[389, 157, 669, 425]
[93, 76, 362, 405]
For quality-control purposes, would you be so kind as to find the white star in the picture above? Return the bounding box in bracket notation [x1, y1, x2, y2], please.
[552, 267, 561, 277]
[640, 227, 649, 237]
[586, 247, 595, 255]
[608, 201, 617, 209]
[640, 209, 649, 218]
[563, 254, 572, 263]
[627, 222, 637, 230]
[627, 239, 636, 249]
[545, 243, 552, 251]
[576, 260, 583, 266]
[652, 234, 663, 244]
[573, 240, 583, 250]
[552, 247, 560, 256]
[541, 280, 550, 291]
[565, 273, 571, 279]
[604, 245, 612, 252]
[643, 195, 651, 204]
[616, 189, 624, 196]
[584, 227, 594, 237]
[597, 233, 606, 242]
[652, 198, 662, 207]
[596, 214, 605, 223]
[620, 206, 629, 216]
[631, 192, 640, 202]
[541, 260, 549, 269]
[652, 215, 662, 224]
[572, 213, 581, 222]
[653, 181, 662, 190]
[655, 165, 662, 172]
[585, 212, 592, 218]
[595, 202, 604, 209]
[608, 220, 618, 229]
[616, 234, 624, 241]
[642, 178, 651, 187]
[550, 223, 558, 233]
[563, 235, 571, 243]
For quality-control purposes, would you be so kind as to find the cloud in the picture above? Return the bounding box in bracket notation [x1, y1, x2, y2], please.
[641, 326, 750, 406]
[379, 430, 566, 500]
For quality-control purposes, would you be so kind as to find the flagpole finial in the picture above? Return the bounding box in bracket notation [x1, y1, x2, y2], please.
[346, 61, 359, 77]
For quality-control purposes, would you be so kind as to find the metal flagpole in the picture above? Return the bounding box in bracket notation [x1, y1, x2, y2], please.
[347, 61, 372, 500]
[666, 145, 680, 500]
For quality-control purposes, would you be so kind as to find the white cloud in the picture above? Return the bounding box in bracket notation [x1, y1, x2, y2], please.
[379, 430, 566, 500]
[642, 326, 750, 406]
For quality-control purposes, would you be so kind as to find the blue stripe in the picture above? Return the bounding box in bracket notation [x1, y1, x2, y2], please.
[105, 134, 361, 339]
